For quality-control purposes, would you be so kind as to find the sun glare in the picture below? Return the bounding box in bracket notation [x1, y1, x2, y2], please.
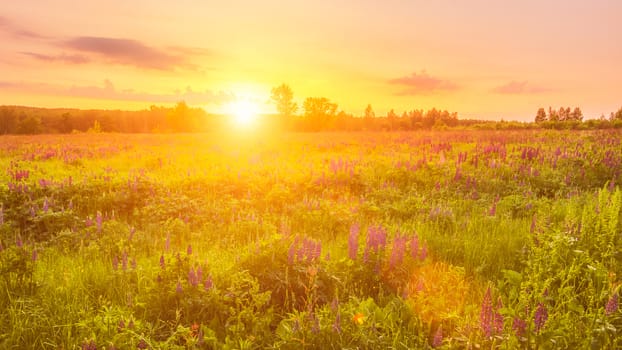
[229, 100, 260, 127]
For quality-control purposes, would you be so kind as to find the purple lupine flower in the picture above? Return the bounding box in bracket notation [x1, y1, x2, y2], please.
[494, 297, 504, 334]
[32, 249, 38, 261]
[117, 319, 125, 332]
[176, 281, 183, 294]
[196, 266, 203, 282]
[188, 267, 198, 287]
[112, 256, 119, 270]
[432, 325, 443, 347]
[534, 303, 548, 333]
[0, 205, 3, 225]
[128, 319, 135, 329]
[96, 212, 103, 232]
[159, 254, 165, 269]
[43, 198, 49, 213]
[389, 234, 407, 269]
[204, 274, 214, 291]
[348, 222, 360, 260]
[314, 240, 322, 261]
[606, 293, 618, 316]
[480, 287, 493, 337]
[30, 206, 36, 217]
[81, 340, 97, 350]
[165, 235, 170, 251]
[121, 252, 128, 271]
[130, 258, 137, 269]
[608, 178, 615, 192]
[512, 316, 527, 337]
[187, 244, 192, 255]
[16, 236, 23, 248]
[137, 339, 148, 349]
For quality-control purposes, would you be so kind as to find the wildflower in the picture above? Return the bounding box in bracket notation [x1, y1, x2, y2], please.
[534, 302, 548, 333]
[389, 234, 407, 269]
[188, 267, 198, 287]
[352, 312, 365, 325]
[432, 325, 443, 348]
[32, 249, 38, 262]
[196, 266, 203, 282]
[130, 258, 137, 269]
[187, 244, 192, 255]
[0, 205, 3, 224]
[204, 275, 213, 291]
[159, 254, 165, 269]
[96, 212, 102, 232]
[606, 293, 618, 316]
[128, 319, 135, 329]
[43, 198, 49, 212]
[112, 256, 119, 270]
[176, 281, 183, 294]
[512, 316, 526, 337]
[117, 319, 125, 332]
[121, 252, 128, 271]
[137, 339, 148, 349]
[480, 287, 493, 337]
[165, 235, 170, 251]
[81, 340, 97, 350]
[348, 222, 360, 260]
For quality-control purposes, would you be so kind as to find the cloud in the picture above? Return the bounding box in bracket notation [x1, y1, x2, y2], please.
[62, 36, 191, 70]
[0, 16, 48, 39]
[389, 71, 459, 95]
[492, 81, 550, 94]
[0, 80, 236, 106]
[20, 51, 90, 64]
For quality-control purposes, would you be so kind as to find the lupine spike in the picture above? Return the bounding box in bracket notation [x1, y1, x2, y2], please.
[534, 302, 548, 332]
[480, 287, 493, 337]
[606, 293, 618, 316]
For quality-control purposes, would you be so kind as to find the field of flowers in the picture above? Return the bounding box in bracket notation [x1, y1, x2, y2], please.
[0, 130, 620, 349]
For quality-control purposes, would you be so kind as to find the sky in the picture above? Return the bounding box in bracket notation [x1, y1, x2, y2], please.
[1, 0, 621, 121]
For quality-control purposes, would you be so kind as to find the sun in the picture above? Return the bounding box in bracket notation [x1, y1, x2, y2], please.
[228, 99, 260, 128]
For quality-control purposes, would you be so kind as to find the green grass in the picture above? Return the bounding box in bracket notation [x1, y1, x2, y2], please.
[0, 129, 621, 349]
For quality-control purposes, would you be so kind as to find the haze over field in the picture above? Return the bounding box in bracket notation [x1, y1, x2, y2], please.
[1, 0, 621, 120]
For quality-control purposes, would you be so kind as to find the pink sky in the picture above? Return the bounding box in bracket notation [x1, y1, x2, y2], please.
[1, 0, 621, 120]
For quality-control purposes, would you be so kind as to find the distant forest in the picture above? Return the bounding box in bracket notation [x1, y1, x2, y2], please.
[1, 102, 621, 134]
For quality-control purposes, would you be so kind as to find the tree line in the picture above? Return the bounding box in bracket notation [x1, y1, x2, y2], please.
[1, 84, 621, 134]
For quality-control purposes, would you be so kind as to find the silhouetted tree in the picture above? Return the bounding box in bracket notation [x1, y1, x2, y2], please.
[570, 107, 583, 121]
[535, 108, 547, 123]
[548, 107, 559, 122]
[303, 97, 337, 131]
[270, 84, 297, 126]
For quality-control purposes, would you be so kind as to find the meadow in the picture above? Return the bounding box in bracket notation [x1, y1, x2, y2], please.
[0, 129, 620, 349]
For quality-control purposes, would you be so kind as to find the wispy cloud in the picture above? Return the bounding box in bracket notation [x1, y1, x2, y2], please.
[62, 36, 192, 70]
[389, 71, 459, 95]
[0, 16, 48, 39]
[492, 81, 550, 94]
[0, 80, 236, 106]
[20, 51, 90, 64]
